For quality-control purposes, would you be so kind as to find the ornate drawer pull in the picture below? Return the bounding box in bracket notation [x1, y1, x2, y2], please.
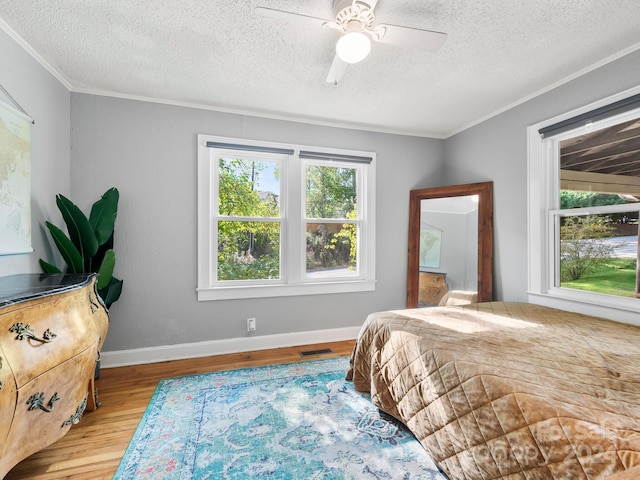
[27, 392, 60, 413]
[63, 393, 89, 427]
[9, 323, 57, 343]
[89, 291, 100, 313]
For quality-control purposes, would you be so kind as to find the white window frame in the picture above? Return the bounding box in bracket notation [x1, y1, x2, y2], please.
[197, 135, 376, 301]
[527, 87, 640, 324]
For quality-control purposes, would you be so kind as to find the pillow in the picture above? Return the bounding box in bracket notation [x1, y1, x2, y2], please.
[438, 290, 478, 306]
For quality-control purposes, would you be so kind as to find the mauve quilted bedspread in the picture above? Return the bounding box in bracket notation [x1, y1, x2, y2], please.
[346, 302, 640, 479]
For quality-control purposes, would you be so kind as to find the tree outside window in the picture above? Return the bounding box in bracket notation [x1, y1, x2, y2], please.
[305, 165, 359, 277]
[217, 157, 280, 281]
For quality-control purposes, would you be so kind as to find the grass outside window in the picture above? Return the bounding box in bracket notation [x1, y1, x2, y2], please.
[561, 257, 637, 297]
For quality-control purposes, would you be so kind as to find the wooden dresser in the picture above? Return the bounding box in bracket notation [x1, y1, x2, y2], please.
[418, 272, 448, 306]
[0, 274, 108, 478]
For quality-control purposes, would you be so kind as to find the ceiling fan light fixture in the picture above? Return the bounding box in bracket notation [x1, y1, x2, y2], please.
[336, 30, 371, 64]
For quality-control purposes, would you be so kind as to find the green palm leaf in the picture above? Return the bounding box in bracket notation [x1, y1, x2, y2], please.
[39, 259, 62, 273]
[44, 221, 83, 272]
[89, 188, 119, 245]
[96, 249, 115, 290]
[99, 277, 123, 308]
[57, 194, 99, 269]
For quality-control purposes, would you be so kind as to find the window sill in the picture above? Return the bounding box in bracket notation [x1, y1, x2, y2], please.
[197, 279, 376, 301]
[527, 289, 640, 326]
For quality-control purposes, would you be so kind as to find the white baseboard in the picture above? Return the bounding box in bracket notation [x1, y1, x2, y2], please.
[100, 326, 361, 368]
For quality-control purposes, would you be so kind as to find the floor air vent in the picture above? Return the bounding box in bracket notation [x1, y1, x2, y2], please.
[299, 348, 333, 357]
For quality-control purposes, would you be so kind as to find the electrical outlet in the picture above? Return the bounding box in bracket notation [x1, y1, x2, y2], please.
[247, 317, 256, 332]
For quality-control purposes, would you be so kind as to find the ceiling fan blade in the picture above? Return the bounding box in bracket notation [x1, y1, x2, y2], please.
[376, 24, 447, 52]
[255, 6, 329, 28]
[325, 54, 349, 85]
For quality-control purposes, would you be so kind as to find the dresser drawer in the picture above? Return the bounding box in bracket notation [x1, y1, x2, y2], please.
[0, 286, 103, 389]
[0, 345, 98, 473]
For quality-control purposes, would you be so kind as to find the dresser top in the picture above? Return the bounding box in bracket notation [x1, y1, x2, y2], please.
[0, 273, 96, 307]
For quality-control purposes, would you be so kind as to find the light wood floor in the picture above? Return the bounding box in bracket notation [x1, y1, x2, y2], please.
[5, 339, 356, 480]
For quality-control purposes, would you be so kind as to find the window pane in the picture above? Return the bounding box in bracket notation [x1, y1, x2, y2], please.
[306, 165, 356, 219]
[557, 118, 640, 299]
[219, 157, 280, 217]
[558, 213, 638, 297]
[217, 221, 280, 281]
[306, 222, 357, 278]
[559, 117, 640, 204]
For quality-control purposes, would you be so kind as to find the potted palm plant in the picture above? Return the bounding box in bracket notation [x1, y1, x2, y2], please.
[39, 187, 123, 307]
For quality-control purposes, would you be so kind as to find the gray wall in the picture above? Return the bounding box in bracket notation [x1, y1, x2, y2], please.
[70, 94, 445, 352]
[443, 49, 640, 301]
[0, 29, 70, 275]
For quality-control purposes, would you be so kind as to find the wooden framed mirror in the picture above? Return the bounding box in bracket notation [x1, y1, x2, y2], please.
[407, 181, 493, 308]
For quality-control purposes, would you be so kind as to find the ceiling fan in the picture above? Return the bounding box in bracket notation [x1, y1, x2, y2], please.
[255, 0, 447, 85]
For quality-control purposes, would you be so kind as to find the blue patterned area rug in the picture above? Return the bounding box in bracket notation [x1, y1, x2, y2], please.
[114, 356, 446, 479]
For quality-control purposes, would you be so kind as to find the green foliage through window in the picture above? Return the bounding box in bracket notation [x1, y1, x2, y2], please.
[306, 165, 356, 218]
[558, 191, 639, 297]
[559, 215, 615, 281]
[305, 165, 358, 276]
[560, 191, 626, 209]
[217, 158, 280, 281]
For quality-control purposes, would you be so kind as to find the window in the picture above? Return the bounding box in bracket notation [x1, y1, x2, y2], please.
[528, 90, 640, 321]
[197, 136, 376, 300]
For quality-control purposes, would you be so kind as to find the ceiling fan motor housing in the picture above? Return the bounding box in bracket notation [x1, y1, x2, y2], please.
[334, 0, 375, 29]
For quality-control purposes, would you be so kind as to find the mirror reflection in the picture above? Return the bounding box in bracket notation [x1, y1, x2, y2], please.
[418, 195, 479, 306]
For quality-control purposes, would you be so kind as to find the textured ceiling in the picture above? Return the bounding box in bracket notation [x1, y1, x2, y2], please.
[1, 1, 640, 138]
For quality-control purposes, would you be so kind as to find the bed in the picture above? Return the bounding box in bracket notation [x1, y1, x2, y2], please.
[347, 302, 640, 479]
